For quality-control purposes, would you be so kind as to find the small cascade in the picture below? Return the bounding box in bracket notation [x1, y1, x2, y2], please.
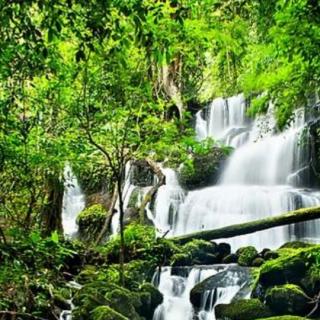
[151, 95, 320, 249]
[153, 265, 251, 320]
[111, 162, 155, 234]
[62, 166, 85, 238]
[152, 168, 185, 236]
[111, 162, 135, 234]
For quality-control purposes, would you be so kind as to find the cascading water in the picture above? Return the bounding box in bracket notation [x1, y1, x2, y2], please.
[62, 166, 85, 238]
[152, 94, 320, 249]
[153, 265, 251, 320]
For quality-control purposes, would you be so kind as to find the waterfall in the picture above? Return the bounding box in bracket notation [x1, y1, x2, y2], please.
[152, 94, 320, 249]
[62, 166, 85, 238]
[153, 265, 251, 320]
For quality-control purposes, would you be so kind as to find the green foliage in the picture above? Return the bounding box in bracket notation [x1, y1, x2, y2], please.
[0, 229, 80, 316]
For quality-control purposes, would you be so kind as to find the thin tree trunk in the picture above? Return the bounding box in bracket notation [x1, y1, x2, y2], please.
[172, 206, 320, 244]
[95, 187, 118, 245]
[139, 159, 166, 224]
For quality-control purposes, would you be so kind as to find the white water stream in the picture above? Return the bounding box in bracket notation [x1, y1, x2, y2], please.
[61, 166, 85, 238]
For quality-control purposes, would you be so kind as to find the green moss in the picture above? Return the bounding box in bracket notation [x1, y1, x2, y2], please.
[91, 306, 128, 320]
[237, 246, 258, 266]
[77, 204, 107, 242]
[215, 299, 273, 320]
[280, 241, 315, 249]
[265, 284, 309, 315]
[178, 146, 227, 190]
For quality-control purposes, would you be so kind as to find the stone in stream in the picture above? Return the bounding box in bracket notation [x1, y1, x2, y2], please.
[190, 265, 253, 309]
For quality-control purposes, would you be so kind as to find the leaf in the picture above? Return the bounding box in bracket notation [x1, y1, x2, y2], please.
[51, 231, 59, 244]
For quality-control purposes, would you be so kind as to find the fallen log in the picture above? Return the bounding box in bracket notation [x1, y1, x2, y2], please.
[172, 206, 320, 244]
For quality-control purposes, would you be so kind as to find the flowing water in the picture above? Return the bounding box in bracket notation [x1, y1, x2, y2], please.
[152, 94, 320, 249]
[153, 265, 251, 320]
[62, 166, 85, 238]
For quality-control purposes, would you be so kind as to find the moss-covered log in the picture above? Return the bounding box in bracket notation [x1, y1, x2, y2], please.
[173, 206, 320, 244]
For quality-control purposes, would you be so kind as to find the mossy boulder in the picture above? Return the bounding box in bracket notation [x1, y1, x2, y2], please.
[237, 246, 258, 266]
[217, 242, 231, 259]
[265, 284, 310, 316]
[215, 299, 273, 320]
[92, 306, 128, 320]
[178, 147, 227, 190]
[105, 288, 142, 320]
[258, 254, 307, 287]
[252, 257, 265, 267]
[137, 283, 163, 319]
[263, 250, 279, 261]
[77, 204, 107, 242]
[280, 241, 315, 249]
[171, 240, 219, 266]
[222, 253, 238, 264]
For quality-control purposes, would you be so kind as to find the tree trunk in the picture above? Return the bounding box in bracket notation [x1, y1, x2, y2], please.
[139, 159, 166, 224]
[95, 186, 118, 245]
[172, 206, 320, 244]
[41, 174, 64, 237]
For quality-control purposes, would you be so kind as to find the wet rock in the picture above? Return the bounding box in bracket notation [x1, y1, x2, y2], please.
[217, 242, 231, 259]
[215, 299, 273, 320]
[252, 257, 265, 267]
[222, 254, 238, 264]
[190, 265, 252, 309]
[131, 160, 154, 187]
[91, 306, 128, 320]
[263, 250, 279, 261]
[280, 241, 315, 249]
[259, 256, 307, 286]
[178, 147, 227, 190]
[265, 284, 310, 316]
[237, 246, 258, 266]
[137, 283, 163, 319]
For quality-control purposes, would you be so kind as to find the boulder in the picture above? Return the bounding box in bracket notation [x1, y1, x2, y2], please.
[259, 255, 307, 286]
[77, 204, 107, 242]
[222, 254, 238, 264]
[190, 265, 252, 309]
[91, 306, 128, 320]
[265, 284, 310, 316]
[215, 299, 273, 320]
[217, 242, 231, 259]
[237, 246, 258, 266]
[263, 250, 279, 261]
[137, 283, 163, 319]
[178, 146, 227, 190]
[252, 257, 265, 267]
[280, 241, 315, 249]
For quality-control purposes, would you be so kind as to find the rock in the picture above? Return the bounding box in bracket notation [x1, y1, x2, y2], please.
[279, 241, 315, 249]
[105, 288, 142, 320]
[265, 284, 310, 315]
[77, 204, 107, 242]
[259, 255, 307, 286]
[237, 246, 258, 266]
[222, 253, 238, 264]
[215, 299, 273, 320]
[264, 250, 279, 261]
[178, 146, 227, 190]
[190, 265, 252, 309]
[252, 257, 265, 267]
[171, 253, 192, 267]
[179, 239, 219, 265]
[137, 283, 163, 319]
[217, 242, 231, 259]
[86, 192, 111, 208]
[91, 306, 128, 320]
[123, 207, 139, 226]
[131, 160, 154, 187]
